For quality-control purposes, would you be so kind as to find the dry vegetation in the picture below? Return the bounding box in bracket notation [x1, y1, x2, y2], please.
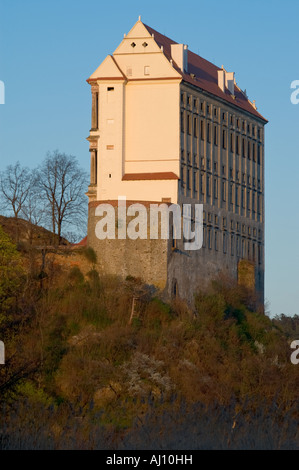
[0, 225, 299, 449]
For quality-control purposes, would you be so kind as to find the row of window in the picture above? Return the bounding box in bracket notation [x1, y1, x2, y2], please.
[181, 114, 262, 163]
[201, 228, 263, 264]
[182, 153, 262, 188]
[181, 167, 263, 214]
[180, 92, 263, 139]
[202, 213, 262, 239]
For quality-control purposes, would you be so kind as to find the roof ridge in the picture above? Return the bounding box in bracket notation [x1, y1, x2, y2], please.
[142, 22, 267, 122]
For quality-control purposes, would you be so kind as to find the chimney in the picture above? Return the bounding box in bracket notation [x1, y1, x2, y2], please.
[217, 67, 235, 96]
[225, 71, 235, 96]
[217, 69, 225, 92]
[171, 43, 188, 72]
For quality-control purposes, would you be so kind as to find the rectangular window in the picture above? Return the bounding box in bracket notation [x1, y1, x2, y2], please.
[222, 180, 226, 201]
[107, 87, 114, 91]
[235, 186, 239, 206]
[207, 175, 211, 196]
[258, 194, 261, 214]
[180, 164, 184, 187]
[194, 117, 198, 137]
[94, 150, 98, 184]
[215, 231, 218, 251]
[229, 183, 233, 205]
[253, 143, 256, 162]
[258, 145, 261, 164]
[213, 178, 218, 199]
[214, 126, 218, 145]
[230, 133, 234, 152]
[200, 120, 205, 140]
[181, 112, 184, 132]
[187, 169, 191, 189]
[231, 234, 234, 256]
[223, 232, 227, 254]
[208, 229, 212, 249]
[207, 122, 211, 143]
[248, 141, 251, 159]
[242, 138, 246, 157]
[200, 172, 205, 194]
[242, 188, 245, 208]
[95, 92, 99, 128]
[222, 129, 227, 149]
[187, 114, 191, 135]
[242, 239, 245, 258]
[193, 171, 198, 193]
[236, 135, 239, 154]
[203, 226, 206, 248]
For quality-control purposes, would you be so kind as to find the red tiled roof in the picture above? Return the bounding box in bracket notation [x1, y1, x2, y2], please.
[122, 172, 179, 181]
[72, 236, 87, 247]
[144, 24, 267, 123]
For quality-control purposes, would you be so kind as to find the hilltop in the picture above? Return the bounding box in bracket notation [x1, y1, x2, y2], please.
[0, 215, 69, 246]
[0, 223, 298, 449]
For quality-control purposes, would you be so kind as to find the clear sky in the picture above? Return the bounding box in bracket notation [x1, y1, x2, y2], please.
[0, 0, 298, 317]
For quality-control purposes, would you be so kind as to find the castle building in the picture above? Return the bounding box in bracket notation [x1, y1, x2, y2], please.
[86, 18, 267, 303]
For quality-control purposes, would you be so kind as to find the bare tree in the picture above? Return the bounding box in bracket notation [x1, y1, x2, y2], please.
[38, 151, 88, 245]
[0, 162, 34, 241]
[21, 173, 46, 245]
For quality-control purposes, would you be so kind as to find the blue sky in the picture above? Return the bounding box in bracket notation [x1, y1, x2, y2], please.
[0, 0, 298, 317]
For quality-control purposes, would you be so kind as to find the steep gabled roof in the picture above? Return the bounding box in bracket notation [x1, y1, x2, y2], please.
[144, 23, 267, 123]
